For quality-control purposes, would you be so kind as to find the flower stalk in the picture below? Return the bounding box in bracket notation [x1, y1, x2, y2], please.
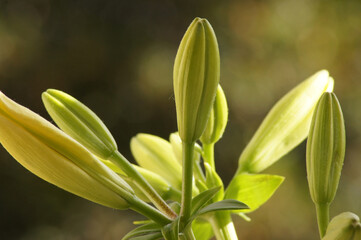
[180, 141, 195, 222]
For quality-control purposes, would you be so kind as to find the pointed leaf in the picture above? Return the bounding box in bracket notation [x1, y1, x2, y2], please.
[225, 173, 284, 213]
[128, 233, 163, 240]
[161, 218, 180, 240]
[191, 199, 248, 221]
[191, 187, 221, 215]
[122, 223, 161, 240]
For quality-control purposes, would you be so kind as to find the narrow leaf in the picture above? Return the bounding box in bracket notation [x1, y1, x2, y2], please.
[161, 218, 180, 240]
[191, 187, 221, 215]
[191, 199, 248, 221]
[122, 223, 161, 240]
[128, 232, 163, 240]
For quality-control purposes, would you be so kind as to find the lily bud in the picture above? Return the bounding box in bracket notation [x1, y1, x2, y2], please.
[306, 92, 345, 205]
[323, 212, 361, 240]
[200, 85, 228, 144]
[0, 92, 132, 209]
[238, 70, 334, 173]
[130, 133, 182, 190]
[169, 132, 201, 164]
[42, 89, 117, 159]
[102, 160, 181, 202]
[173, 17, 220, 143]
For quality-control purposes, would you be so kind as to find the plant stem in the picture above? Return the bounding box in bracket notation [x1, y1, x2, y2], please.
[203, 142, 215, 169]
[130, 196, 172, 226]
[193, 159, 206, 182]
[183, 226, 196, 240]
[210, 212, 238, 240]
[180, 141, 195, 222]
[109, 151, 177, 219]
[316, 203, 330, 239]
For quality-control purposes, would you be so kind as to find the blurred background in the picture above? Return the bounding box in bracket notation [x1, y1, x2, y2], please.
[1, 0, 361, 239]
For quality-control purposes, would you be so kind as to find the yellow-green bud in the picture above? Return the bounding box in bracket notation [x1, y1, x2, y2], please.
[323, 212, 361, 240]
[102, 160, 181, 202]
[42, 89, 117, 159]
[238, 70, 334, 173]
[200, 85, 228, 144]
[130, 133, 182, 190]
[169, 132, 201, 164]
[0, 92, 132, 209]
[173, 17, 220, 143]
[306, 92, 346, 205]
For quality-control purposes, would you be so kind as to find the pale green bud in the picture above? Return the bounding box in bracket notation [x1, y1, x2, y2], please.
[169, 132, 183, 163]
[102, 160, 181, 202]
[323, 212, 361, 240]
[131, 133, 183, 190]
[238, 70, 334, 173]
[169, 132, 202, 164]
[200, 85, 228, 144]
[307, 92, 345, 205]
[131, 133, 199, 196]
[42, 89, 117, 159]
[173, 17, 220, 143]
[0, 92, 132, 209]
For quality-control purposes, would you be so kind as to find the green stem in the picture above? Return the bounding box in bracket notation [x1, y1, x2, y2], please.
[194, 159, 206, 182]
[183, 226, 196, 240]
[203, 143, 215, 169]
[316, 203, 330, 239]
[109, 151, 177, 219]
[130, 196, 172, 226]
[180, 141, 195, 222]
[210, 212, 238, 240]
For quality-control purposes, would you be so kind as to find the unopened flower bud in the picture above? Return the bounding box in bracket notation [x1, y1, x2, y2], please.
[307, 92, 346, 205]
[238, 70, 334, 173]
[130, 133, 182, 190]
[42, 89, 117, 159]
[201, 85, 228, 144]
[173, 17, 220, 143]
[102, 160, 181, 201]
[0, 92, 132, 209]
[169, 132, 201, 164]
[323, 212, 361, 240]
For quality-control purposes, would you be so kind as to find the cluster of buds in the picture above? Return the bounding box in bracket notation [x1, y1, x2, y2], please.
[0, 92, 132, 209]
[0, 16, 356, 240]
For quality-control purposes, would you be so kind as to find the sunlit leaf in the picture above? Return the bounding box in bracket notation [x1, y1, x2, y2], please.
[122, 223, 161, 240]
[225, 173, 284, 214]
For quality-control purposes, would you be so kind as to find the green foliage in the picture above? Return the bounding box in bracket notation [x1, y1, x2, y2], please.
[122, 223, 162, 240]
[225, 173, 284, 215]
[191, 187, 221, 215]
[190, 200, 249, 222]
[192, 220, 214, 240]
